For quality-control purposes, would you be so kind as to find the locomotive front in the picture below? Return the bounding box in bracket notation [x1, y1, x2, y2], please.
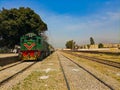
[19, 33, 41, 60]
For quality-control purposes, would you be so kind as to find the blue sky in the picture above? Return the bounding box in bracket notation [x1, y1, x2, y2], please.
[0, 0, 120, 48]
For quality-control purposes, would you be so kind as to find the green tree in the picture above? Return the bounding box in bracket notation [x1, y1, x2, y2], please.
[90, 37, 95, 45]
[87, 44, 90, 49]
[65, 40, 75, 49]
[98, 43, 104, 48]
[0, 7, 47, 48]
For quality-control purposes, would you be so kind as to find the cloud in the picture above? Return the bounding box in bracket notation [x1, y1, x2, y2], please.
[0, 0, 119, 48]
[39, 10, 120, 48]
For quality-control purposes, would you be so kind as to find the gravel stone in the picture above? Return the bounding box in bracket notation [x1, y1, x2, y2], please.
[58, 53, 111, 90]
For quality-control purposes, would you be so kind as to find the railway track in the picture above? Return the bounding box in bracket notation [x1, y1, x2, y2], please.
[63, 51, 120, 69]
[0, 61, 23, 72]
[57, 53, 70, 90]
[57, 52, 114, 90]
[0, 61, 37, 86]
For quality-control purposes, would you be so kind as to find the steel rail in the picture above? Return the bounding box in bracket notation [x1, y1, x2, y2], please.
[57, 53, 70, 90]
[63, 51, 120, 69]
[0, 62, 37, 86]
[61, 53, 114, 90]
[0, 61, 23, 72]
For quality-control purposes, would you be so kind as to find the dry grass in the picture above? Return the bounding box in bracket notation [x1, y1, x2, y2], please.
[62, 52, 120, 82]
[12, 52, 67, 90]
[74, 52, 120, 63]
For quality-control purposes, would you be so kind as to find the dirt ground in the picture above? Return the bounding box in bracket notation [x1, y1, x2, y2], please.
[0, 53, 18, 58]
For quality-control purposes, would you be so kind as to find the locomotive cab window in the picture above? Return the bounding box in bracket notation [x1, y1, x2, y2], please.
[26, 37, 31, 40]
[22, 39, 24, 43]
[32, 36, 36, 40]
[38, 39, 41, 44]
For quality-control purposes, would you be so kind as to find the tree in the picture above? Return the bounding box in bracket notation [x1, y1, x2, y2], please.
[90, 37, 95, 45]
[0, 7, 47, 48]
[98, 43, 104, 48]
[65, 40, 75, 49]
[87, 44, 90, 49]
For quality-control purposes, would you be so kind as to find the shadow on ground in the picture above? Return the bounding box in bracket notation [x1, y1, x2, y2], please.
[0, 56, 19, 67]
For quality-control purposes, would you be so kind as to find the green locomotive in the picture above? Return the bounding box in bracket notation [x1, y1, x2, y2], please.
[19, 33, 52, 60]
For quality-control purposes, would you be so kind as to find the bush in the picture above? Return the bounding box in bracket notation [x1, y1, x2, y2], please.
[0, 47, 11, 53]
[98, 43, 104, 48]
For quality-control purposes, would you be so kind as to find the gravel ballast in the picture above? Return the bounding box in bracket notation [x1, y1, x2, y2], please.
[61, 51, 120, 90]
[9, 52, 67, 90]
[58, 52, 111, 90]
[0, 51, 119, 90]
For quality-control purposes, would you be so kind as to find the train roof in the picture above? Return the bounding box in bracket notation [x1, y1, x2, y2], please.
[25, 33, 37, 37]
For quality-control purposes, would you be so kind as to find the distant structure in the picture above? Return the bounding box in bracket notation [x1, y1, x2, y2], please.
[103, 43, 120, 48]
[78, 43, 120, 49]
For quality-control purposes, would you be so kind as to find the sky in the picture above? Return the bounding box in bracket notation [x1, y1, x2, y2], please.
[0, 0, 120, 48]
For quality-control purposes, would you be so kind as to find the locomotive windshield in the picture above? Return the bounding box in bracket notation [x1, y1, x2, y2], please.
[26, 36, 36, 40]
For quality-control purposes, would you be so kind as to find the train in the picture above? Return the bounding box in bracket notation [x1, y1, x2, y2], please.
[19, 33, 54, 60]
